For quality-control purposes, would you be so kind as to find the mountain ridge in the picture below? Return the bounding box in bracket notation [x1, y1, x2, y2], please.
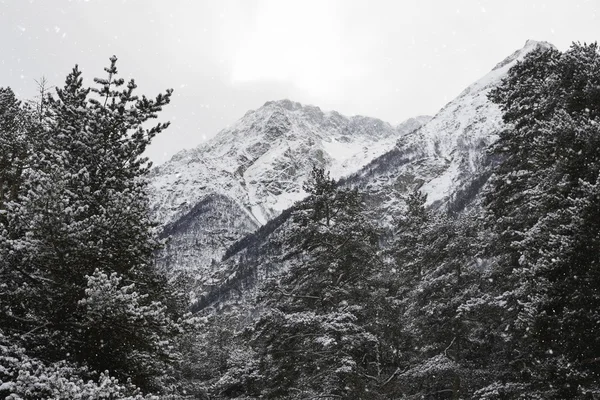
[150, 100, 430, 273]
[344, 39, 556, 223]
[150, 100, 429, 226]
[186, 39, 556, 308]
[151, 39, 554, 278]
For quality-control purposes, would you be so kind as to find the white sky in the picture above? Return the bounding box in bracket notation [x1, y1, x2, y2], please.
[1, 0, 598, 165]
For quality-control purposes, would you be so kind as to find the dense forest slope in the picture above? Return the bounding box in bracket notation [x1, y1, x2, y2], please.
[177, 41, 600, 400]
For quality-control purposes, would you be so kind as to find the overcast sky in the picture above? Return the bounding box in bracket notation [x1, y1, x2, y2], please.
[1, 0, 598, 165]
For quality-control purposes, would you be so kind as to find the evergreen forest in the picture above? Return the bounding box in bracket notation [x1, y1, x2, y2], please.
[1, 43, 600, 399]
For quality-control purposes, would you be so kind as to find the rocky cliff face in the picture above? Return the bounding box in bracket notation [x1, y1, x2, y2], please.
[150, 100, 429, 273]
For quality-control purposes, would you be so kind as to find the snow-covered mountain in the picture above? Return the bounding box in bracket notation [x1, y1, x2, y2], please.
[152, 39, 554, 279]
[150, 100, 428, 227]
[150, 101, 429, 273]
[345, 39, 556, 222]
[189, 39, 556, 309]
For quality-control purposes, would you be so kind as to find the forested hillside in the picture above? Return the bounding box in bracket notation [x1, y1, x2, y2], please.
[187, 42, 600, 399]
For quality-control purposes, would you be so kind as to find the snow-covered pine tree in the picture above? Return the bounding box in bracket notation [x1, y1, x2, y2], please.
[391, 189, 429, 290]
[484, 42, 600, 399]
[0, 57, 185, 394]
[0, 87, 45, 367]
[229, 167, 385, 399]
[381, 191, 485, 398]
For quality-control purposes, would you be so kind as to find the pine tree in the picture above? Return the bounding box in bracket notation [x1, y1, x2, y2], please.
[0, 57, 185, 394]
[235, 167, 385, 399]
[385, 191, 488, 398]
[484, 42, 600, 398]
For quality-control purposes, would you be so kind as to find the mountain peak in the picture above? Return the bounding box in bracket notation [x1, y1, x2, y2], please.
[262, 99, 304, 111]
[493, 39, 556, 71]
[151, 99, 426, 228]
[521, 39, 556, 54]
[253, 99, 326, 122]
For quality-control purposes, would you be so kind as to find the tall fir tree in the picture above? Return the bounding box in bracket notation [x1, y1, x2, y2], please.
[0, 87, 31, 209]
[0, 57, 186, 394]
[222, 167, 386, 399]
[387, 191, 489, 399]
[484, 42, 600, 399]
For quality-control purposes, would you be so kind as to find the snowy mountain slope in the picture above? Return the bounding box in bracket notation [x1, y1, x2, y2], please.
[156, 194, 259, 276]
[395, 115, 432, 135]
[345, 40, 556, 221]
[191, 40, 557, 311]
[149, 100, 429, 273]
[150, 100, 428, 227]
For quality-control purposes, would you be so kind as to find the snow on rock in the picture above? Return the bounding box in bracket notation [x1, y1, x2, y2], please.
[149, 100, 427, 227]
[348, 40, 556, 220]
[418, 40, 555, 205]
[149, 100, 429, 274]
